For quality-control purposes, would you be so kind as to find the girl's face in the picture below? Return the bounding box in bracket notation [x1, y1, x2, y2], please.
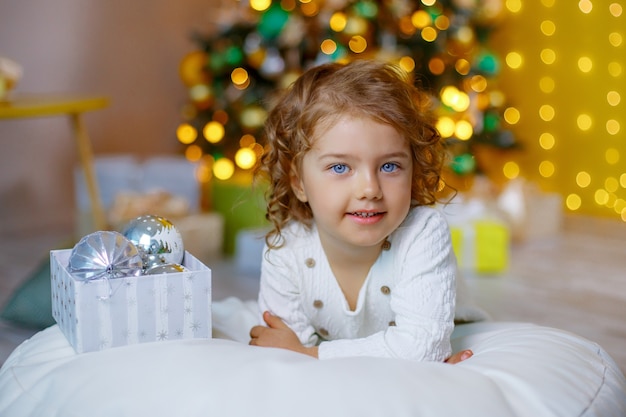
[291, 115, 413, 254]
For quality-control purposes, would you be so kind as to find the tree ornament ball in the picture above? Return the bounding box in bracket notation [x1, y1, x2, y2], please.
[68, 231, 144, 281]
[144, 263, 189, 275]
[122, 215, 185, 269]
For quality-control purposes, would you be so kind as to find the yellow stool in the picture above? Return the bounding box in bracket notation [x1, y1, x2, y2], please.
[0, 95, 109, 231]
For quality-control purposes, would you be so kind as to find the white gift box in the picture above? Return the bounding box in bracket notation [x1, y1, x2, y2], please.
[50, 249, 212, 353]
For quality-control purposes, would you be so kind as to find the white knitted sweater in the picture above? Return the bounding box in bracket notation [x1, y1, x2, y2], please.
[258, 206, 456, 362]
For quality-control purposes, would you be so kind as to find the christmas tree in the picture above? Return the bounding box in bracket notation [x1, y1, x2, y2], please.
[177, 0, 517, 189]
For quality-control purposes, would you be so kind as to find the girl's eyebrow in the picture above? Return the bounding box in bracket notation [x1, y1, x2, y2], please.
[317, 151, 411, 160]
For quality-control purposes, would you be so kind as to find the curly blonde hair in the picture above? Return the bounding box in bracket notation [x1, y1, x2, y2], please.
[257, 59, 445, 249]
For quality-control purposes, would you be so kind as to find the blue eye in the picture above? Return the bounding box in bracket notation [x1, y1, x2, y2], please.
[381, 163, 398, 173]
[331, 164, 348, 174]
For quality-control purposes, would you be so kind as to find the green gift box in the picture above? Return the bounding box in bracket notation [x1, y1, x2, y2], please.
[210, 174, 268, 255]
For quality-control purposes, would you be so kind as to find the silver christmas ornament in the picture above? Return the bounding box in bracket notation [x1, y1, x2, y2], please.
[144, 263, 189, 275]
[122, 214, 184, 269]
[68, 231, 143, 281]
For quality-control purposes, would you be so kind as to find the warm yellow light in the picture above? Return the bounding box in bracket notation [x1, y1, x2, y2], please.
[469, 75, 487, 92]
[610, 3, 623, 17]
[506, 52, 523, 69]
[398, 56, 416, 72]
[503, 161, 520, 179]
[320, 39, 337, 55]
[213, 158, 235, 180]
[428, 57, 445, 75]
[329, 12, 347, 32]
[540, 20, 556, 36]
[231, 67, 249, 86]
[348, 35, 367, 53]
[203, 121, 225, 143]
[239, 134, 256, 148]
[240, 106, 267, 129]
[539, 105, 555, 122]
[489, 91, 506, 107]
[189, 84, 211, 102]
[411, 10, 432, 29]
[607, 91, 621, 106]
[578, 0, 593, 13]
[344, 16, 368, 36]
[184, 144, 203, 162]
[578, 56, 593, 73]
[436, 117, 456, 138]
[540, 48, 556, 65]
[506, 0, 522, 13]
[621, 173, 626, 188]
[609, 32, 623, 47]
[455, 59, 471, 75]
[605, 177, 619, 193]
[606, 120, 620, 135]
[176, 123, 197, 144]
[606, 148, 620, 165]
[250, 0, 271, 12]
[235, 147, 257, 170]
[539, 160, 555, 178]
[399, 16, 417, 36]
[539, 132, 555, 150]
[576, 171, 592, 188]
[504, 107, 521, 124]
[541, 0, 555, 7]
[577, 114, 592, 131]
[300, 1, 318, 16]
[435, 15, 450, 30]
[566, 194, 582, 211]
[421, 27, 438, 42]
[539, 76, 555, 93]
[455, 120, 473, 140]
[595, 189, 609, 205]
[441, 86, 470, 112]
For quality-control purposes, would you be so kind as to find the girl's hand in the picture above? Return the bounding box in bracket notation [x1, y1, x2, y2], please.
[249, 311, 318, 358]
[445, 349, 473, 364]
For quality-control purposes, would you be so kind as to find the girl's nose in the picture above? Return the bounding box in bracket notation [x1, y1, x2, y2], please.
[356, 171, 383, 200]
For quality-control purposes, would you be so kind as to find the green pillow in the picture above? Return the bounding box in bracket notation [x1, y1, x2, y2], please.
[1, 256, 55, 329]
[1, 239, 74, 330]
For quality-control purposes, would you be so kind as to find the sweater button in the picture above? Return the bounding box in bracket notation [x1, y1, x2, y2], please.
[381, 240, 391, 250]
[305, 258, 316, 268]
[388, 321, 396, 327]
[380, 285, 391, 295]
[318, 328, 329, 337]
[313, 300, 324, 309]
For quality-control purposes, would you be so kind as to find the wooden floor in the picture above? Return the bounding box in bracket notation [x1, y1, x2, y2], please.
[1, 215, 625, 374]
[465, 215, 626, 374]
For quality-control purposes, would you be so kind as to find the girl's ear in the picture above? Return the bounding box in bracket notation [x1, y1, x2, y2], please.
[290, 170, 308, 203]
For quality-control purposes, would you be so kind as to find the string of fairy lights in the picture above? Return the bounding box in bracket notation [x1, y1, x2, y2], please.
[176, 0, 626, 221]
[492, 0, 625, 221]
[176, 0, 516, 186]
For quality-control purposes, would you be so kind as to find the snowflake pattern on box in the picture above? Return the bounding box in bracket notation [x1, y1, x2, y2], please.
[51, 250, 212, 353]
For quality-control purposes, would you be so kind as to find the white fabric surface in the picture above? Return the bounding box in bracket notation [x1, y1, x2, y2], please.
[258, 207, 456, 361]
[1, 297, 625, 417]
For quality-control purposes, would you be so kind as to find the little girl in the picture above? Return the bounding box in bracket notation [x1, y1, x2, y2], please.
[249, 59, 472, 363]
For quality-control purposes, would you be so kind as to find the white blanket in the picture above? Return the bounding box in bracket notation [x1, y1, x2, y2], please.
[1, 298, 625, 417]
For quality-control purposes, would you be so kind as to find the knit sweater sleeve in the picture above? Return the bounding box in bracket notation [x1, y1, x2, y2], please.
[257, 240, 320, 347]
[318, 208, 456, 362]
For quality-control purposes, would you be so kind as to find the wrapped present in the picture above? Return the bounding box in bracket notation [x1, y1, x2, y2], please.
[497, 178, 563, 242]
[51, 249, 212, 353]
[443, 198, 510, 274]
[450, 220, 509, 274]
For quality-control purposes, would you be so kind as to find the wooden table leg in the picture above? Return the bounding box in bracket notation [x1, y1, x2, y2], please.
[70, 113, 107, 231]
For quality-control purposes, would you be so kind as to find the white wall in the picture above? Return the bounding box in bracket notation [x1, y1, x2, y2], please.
[0, 0, 219, 237]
